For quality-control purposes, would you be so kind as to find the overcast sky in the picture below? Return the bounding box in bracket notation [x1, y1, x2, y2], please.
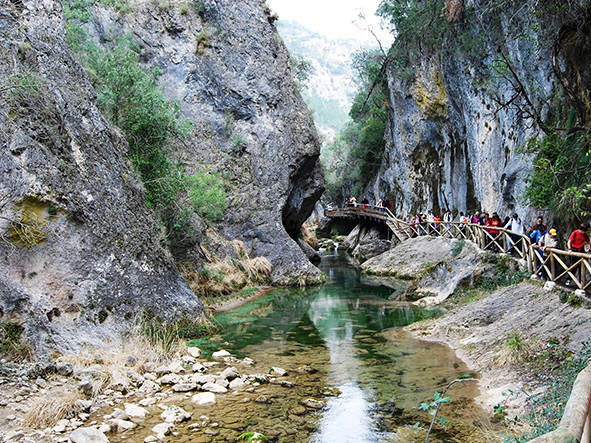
[265, 0, 391, 43]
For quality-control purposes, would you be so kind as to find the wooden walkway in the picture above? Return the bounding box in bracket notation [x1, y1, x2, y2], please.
[326, 206, 591, 292]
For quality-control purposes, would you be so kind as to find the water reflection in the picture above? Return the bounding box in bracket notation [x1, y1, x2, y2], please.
[309, 292, 379, 442]
[202, 252, 491, 442]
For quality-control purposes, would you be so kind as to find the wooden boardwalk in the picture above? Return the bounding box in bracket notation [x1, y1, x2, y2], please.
[326, 206, 590, 292]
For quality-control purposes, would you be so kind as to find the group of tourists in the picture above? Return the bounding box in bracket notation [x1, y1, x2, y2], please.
[409, 209, 590, 283]
[335, 196, 590, 286]
[345, 195, 391, 211]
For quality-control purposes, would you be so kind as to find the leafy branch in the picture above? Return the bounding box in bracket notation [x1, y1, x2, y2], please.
[416, 378, 477, 443]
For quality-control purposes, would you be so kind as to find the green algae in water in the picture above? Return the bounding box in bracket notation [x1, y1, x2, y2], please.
[175, 260, 494, 442]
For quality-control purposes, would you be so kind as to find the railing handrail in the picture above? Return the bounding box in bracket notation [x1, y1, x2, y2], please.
[326, 207, 591, 440]
[325, 208, 590, 291]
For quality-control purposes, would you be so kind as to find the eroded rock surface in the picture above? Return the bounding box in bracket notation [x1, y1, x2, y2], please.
[80, 0, 325, 284]
[0, 0, 203, 355]
[361, 236, 491, 304]
[0, 0, 325, 354]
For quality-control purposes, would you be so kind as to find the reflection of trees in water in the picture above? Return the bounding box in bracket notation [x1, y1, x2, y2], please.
[215, 287, 324, 351]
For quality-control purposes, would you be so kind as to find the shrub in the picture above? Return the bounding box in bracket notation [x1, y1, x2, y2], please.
[0, 322, 32, 362]
[187, 172, 227, 222]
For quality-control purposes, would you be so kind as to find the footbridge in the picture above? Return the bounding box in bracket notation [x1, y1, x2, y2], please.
[325, 206, 414, 242]
[327, 205, 591, 442]
[326, 205, 590, 293]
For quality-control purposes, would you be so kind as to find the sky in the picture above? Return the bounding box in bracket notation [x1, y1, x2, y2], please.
[265, 0, 391, 43]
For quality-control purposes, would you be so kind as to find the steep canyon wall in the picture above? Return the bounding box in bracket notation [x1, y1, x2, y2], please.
[82, 0, 325, 284]
[0, 0, 324, 355]
[371, 1, 590, 225]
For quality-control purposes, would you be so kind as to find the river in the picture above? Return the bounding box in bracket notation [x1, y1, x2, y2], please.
[117, 251, 495, 442]
[177, 251, 496, 442]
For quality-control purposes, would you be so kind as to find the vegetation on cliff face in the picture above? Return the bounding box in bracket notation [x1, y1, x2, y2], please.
[321, 0, 591, 221]
[374, 0, 591, 224]
[321, 48, 388, 203]
[63, 0, 227, 257]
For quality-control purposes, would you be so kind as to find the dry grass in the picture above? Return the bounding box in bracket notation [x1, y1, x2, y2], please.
[179, 240, 272, 298]
[443, 0, 463, 22]
[56, 332, 180, 401]
[23, 389, 81, 428]
[301, 224, 319, 249]
[495, 332, 543, 367]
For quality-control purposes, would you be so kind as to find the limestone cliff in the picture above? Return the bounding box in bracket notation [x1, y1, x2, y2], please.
[81, 0, 325, 284]
[0, 0, 324, 355]
[0, 0, 204, 355]
[370, 1, 590, 224]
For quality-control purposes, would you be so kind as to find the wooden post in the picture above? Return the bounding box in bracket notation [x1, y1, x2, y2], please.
[582, 408, 591, 443]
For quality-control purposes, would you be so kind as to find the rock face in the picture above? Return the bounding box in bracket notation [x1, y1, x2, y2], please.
[81, 0, 325, 284]
[368, 2, 581, 223]
[361, 236, 493, 305]
[0, 0, 203, 355]
[0, 0, 324, 354]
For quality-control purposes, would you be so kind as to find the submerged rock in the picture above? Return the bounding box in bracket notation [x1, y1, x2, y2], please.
[192, 392, 216, 407]
[160, 405, 191, 423]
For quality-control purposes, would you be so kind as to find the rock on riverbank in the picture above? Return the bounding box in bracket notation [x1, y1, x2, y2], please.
[406, 280, 591, 419]
[0, 342, 327, 443]
[361, 236, 509, 305]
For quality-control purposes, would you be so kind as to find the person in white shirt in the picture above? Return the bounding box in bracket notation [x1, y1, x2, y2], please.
[505, 213, 524, 255]
[535, 228, 558, 280]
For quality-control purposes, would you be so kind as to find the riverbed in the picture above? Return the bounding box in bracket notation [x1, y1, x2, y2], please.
[169, 251, 497, 442]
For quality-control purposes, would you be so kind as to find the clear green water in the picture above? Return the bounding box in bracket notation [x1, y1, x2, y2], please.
[192, 252, 494, 442]
[117, 252, 495, 442]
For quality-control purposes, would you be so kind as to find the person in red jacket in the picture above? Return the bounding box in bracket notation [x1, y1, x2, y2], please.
[567, 222, 590, 286]
[486, 212, 502, 251]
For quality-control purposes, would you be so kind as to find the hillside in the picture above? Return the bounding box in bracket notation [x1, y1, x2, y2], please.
[275, 20, 377, 141]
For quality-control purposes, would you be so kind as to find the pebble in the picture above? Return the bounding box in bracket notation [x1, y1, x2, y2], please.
[201, 382, 228, 394]
[152, 422, 175, 435]
[211, 350, 231, 359]
[69, 427, 109, 443]
[139, 397, 157, 407]
[270, 367, 288, 376]
[187, 347, 203, 358]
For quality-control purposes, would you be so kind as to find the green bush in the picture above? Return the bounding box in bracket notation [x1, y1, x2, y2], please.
[0, 322, 32, 362]
[188, 172, 227, 222]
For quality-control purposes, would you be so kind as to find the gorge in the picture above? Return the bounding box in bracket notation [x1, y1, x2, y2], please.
[1, 1, 591, 441]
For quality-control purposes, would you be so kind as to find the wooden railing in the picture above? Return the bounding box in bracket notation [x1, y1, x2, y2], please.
[326, 207, 591, 440]
[405, 221, 590, 291]
[326, 207, 590, 291]
[325, 205, 389, 222]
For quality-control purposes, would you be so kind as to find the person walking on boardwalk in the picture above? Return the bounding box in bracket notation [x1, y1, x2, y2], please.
[486, 212, 502, 251]
[361, 195, 369, 210]
[443, 210, 453, 237]
[567, 223, 590, 286]
[535, 228, 558, 280]
[505, 213, 525, 255]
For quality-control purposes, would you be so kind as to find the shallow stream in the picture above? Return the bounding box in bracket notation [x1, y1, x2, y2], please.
[118, 251, 496, 442]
